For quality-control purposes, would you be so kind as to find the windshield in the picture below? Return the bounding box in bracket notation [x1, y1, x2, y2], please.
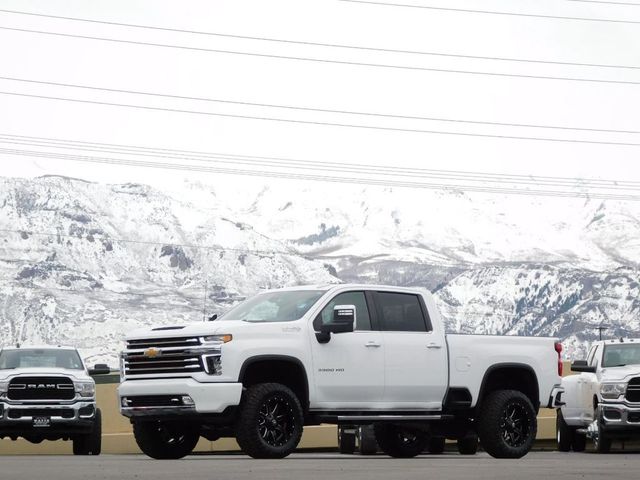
[602, 344, 640, 368]
[220, 290, 325, 323]
[0, 349, 84, 370]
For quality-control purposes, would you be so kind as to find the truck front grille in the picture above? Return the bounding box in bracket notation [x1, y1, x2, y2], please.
[626, 377, 640, 403]
[123, 336, 205, 376]
[7, 376, 75, 401]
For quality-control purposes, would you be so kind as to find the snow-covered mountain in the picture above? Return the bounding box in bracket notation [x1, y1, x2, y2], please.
[1, 175, 639, 365]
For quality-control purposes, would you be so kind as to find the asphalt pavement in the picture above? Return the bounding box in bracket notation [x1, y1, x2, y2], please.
[2, 451, 640, 480]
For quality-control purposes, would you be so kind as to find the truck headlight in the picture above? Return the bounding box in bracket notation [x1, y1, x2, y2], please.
[601, 383, 626, 399]
[74, 381, 96, 397]
[201, 334, 232, 345]
[0, 380, 8, 395]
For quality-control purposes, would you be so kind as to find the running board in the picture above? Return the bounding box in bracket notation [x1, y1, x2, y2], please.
[337, 414, 452, 422]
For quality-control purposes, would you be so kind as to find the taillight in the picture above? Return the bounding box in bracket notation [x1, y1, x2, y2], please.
[555, 342, 563, 376]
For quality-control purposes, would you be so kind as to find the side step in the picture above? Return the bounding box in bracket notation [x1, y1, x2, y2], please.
[337, 414, 452, 422]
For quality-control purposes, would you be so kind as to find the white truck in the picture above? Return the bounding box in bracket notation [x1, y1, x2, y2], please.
[0, 345, 110, 454]
[556, 339, 640, 453]
[118, 284, 564, 460]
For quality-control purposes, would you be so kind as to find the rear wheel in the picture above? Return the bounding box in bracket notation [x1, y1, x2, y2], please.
[556, 410, 574, 452]
[73, 408, 102, 455]
[374, 424, 428, 458]
[235, 383, 304, 459]
[457, 433, 479, 455]
[133, 420, 199, 459]
[478, 390, 537, 459]
[357, 426, 378, 455]
[427, 436, 446, 454]
[338, 426, 356, 454]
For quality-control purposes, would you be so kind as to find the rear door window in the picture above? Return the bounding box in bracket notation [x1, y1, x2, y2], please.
[374, 292, 428, 332]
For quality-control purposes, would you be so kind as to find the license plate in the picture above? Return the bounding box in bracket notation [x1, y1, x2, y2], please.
[32, 416, 50, 428]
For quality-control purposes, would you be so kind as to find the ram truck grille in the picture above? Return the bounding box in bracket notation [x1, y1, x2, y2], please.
[626, 377, 640, 403]
[7, 376, 75, 401]
[123, 336, 205, 376]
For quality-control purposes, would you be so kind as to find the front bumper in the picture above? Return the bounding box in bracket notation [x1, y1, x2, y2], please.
[600, 403, 640, 433]
[118, 379, 243, 418]
[0, 401, 96, 436]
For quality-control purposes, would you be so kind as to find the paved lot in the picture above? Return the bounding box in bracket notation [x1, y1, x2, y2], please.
[2, 451, 640, 480]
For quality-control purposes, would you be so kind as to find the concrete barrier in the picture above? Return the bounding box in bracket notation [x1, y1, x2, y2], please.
[1, 362, 570, 455]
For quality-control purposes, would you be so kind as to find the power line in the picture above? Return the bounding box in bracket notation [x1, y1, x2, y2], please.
[1, 8, 639, 70]
[3, 146, 640, 201]
[566, 0, 640, 6]
[5, 134, 640, 191]
[3, 76, 640, 136]
[2, 26, 640, 87]
[3, 90, 640, 147]
[338, 0, 640, 24]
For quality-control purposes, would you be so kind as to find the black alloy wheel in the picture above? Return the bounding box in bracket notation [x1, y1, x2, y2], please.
[133, 420, 199, 459]
[257, 394, 296, 448]
[500, 401, 531, 449]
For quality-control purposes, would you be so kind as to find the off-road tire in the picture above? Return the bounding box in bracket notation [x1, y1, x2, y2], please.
[235, 383, 304, 459]
[478, 389, 537, 459]
[374, 424, 428, 458]
[556, 409, 574, 452]
[457, 433, 479, 455]
[357, 426, 378, 455]
[338, 426, 356, 454]
[73, 408, 102, 455]
[133, 420, 199, 459]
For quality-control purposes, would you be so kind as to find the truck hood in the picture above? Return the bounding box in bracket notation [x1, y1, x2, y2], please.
[126, 320, 303, 341]
[600, 364, 640, 382]
[0, 367, 92, 382]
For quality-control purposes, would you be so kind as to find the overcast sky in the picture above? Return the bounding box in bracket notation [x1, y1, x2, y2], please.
[0, 0, 639, 191]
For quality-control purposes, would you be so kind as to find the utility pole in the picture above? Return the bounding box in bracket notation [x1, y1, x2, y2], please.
[594, 324, 610, 341]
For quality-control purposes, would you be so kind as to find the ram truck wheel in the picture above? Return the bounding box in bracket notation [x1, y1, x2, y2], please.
[556, 410, 574, 452]
[133, 420, 199, 459]
[457, 433, 479, 455]
[593, 415, 612, 453]
[73, 408, 102, 455]
[338, 426, 356, 454]
[374, 424, 428, 458]
[357, 426, 378, 455]
[427, 436, 446, 454]
[478, 389, 537, 459]
[235, 383, 304, 459]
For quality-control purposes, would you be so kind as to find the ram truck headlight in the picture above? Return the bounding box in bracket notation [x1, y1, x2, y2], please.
[201, 334, 232, 345]
[74, 381, 96, 398]
[600, 382, 626, 400]
[0, 380, 8, 395]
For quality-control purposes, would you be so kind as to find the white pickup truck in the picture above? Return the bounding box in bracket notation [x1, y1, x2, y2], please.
[0, 345, 110, 454]
[118, 284, 564, 459]
[557, 339, 640, 453]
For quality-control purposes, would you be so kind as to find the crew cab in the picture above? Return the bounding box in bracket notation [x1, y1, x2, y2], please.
[118, 284, 564, 460]
[0, 345, 109, 455]
[557, 339, 640, 453]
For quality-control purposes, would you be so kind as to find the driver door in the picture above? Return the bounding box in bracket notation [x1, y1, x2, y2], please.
[309, 291, 385, 409]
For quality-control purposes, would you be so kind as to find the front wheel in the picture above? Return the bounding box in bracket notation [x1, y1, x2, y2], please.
[73, 408, 102, 455]
[478, 389, 537, 459]
[593, 410, 612, 454]
[235, 383, 304, 459]
[556, 409, 574, 452]
[374, 424, 428, 458]
[133, 420, 199, 459]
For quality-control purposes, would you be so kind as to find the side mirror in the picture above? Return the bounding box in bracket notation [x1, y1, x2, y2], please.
[571, 360, 596, 373]
[89, 363, 111, 375]
[315, 305, 356, 343]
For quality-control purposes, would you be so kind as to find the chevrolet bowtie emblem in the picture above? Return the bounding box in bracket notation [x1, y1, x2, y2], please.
[144, 348, 161, 358]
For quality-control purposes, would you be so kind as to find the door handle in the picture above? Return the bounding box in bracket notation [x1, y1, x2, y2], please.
[365, 341, 381, 348]
[426, 343, 442, 349]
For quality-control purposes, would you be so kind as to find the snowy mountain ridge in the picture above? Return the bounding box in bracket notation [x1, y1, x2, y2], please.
[1, 174, 639, 365]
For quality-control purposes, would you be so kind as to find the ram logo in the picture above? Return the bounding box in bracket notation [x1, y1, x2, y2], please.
[143, 348, 161, 358]
[26, 384, 56, 389]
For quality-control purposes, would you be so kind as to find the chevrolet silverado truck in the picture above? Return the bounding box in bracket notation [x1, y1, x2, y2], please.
[557, 339, 640, 453]
[0, 345, 110, 454]
[118, 284, 564, 460]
